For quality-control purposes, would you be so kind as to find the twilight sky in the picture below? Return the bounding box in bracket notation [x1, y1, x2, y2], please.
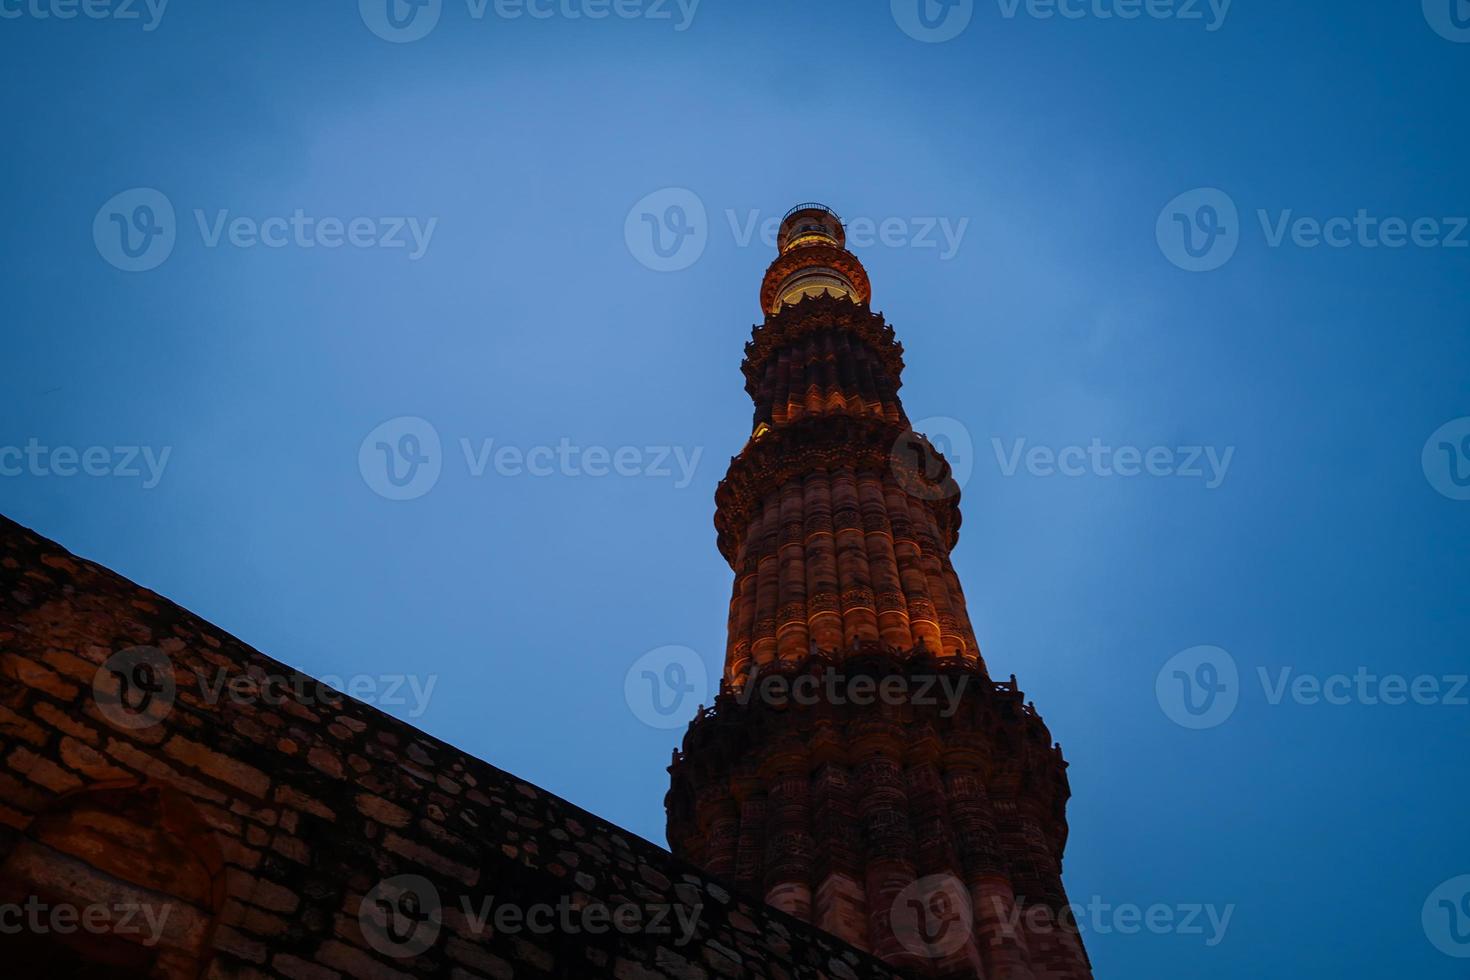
[3, 0, 1469, 975]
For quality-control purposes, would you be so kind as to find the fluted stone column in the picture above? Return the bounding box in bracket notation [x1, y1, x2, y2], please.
[762, 748, 815, 918]
[666, 205, 1091, 980]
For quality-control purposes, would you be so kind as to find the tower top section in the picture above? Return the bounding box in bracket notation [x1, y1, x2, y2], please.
[760, 202, 871, 314]
[777, 203, 846, 252]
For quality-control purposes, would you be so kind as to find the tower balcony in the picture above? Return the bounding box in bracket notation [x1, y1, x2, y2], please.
[762, 204, 871, 313]
[778, 203, 847, 252]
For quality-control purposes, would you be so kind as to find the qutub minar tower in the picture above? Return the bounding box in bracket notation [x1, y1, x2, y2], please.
[0, 202, 1090, 980]
[666, 205, 1093, 979]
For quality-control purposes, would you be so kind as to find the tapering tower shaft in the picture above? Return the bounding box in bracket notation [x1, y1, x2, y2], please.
[667, 205, 1092, 980]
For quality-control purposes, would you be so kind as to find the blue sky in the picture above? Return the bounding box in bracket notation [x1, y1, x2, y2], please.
[3, 0, 1469, 975]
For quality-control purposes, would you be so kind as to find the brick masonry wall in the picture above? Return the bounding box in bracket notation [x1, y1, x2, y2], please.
[0, 515, 910, 980]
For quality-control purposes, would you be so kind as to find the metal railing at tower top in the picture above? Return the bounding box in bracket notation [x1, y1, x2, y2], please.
[781, 202, 842, 224]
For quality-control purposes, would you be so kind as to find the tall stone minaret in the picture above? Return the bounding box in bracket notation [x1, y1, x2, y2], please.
[667, 205, 1093, 979]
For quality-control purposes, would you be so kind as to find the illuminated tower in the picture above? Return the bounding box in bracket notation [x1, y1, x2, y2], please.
[666, 205, 1093, 979]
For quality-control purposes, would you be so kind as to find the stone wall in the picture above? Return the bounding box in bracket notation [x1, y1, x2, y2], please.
[0, 514, 908, 980]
